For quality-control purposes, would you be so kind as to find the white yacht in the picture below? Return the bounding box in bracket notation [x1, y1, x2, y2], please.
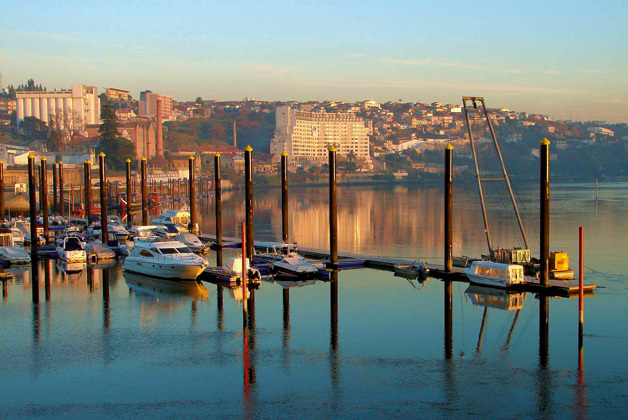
[223, 256, 261, 282]
[123, 238, 208, 280]
[272, 251, 319, 279]
[56, 236, 87, 263]
[0, 228, 30, 265]
[174, 232, 207, 253]
[151, 209, 191, 232]
[464, 261, 525, 288]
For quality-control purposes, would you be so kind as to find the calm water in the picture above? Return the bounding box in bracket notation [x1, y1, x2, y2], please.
[1, 181, 626, 419]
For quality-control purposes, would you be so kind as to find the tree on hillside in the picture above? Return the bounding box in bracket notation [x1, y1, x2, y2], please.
[97, 102, 135, 170]
[19, 116, 47, 139]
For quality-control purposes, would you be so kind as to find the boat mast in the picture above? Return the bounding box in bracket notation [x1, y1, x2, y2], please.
[463, 97, 493, 254]
[479, 98, 529, 250]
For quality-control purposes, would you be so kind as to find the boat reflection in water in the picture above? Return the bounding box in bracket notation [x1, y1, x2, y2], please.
[465, 284, 526, 311]
[271, 274, 318, 289]
[124, 271, 209, 303]
[57, 261, 87, 278]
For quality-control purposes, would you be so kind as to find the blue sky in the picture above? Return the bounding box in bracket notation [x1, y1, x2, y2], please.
[2, 0, 626, 122]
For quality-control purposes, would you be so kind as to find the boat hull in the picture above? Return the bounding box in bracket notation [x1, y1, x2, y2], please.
[123, 258, 207, 280]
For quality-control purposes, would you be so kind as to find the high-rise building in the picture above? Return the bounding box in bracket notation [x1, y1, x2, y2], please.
[270, 105, 372, 168]
[15, 85, 100, 128]
[139, 91, 172, 120]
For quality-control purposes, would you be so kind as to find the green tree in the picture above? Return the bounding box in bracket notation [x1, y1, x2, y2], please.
[19, 116, 47, 139]
[97, 102, 135, 170]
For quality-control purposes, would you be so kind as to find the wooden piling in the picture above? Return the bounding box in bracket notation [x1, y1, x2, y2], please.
[281, 151, 289, 243]
[189, 156, 196, 234]
[125, 159, 131, 228]
[70, 184, 74, 217]
[329, 146, 338, 266]
[84, 160, 92, 224]
[241, 221, 248, 328]
[444, 144, 453, 272]
[141, 157, 148, 225]
[215, 153, 223, 266]
[99, 153, 108, 243]
[28, 154, 39, 304]
[540, 138, 550, 287]
[52, 162, 58, 214]
[244, 145, 254, 260]
[0, 161, 4, 219]
[40, 158, 49, 243]
[59, 162, 64, 218]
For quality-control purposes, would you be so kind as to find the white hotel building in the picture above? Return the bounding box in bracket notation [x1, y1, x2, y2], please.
[270, 105, 372, 168]
[16, 85, 100, 128]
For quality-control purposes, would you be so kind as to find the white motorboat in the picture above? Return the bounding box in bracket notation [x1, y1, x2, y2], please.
[10, 227, 25, 247]
[223, 256, 261, 282]
[86, 241, 116, 262]
[151, 209, 191, 232]
[464, 261, 525, 288]
[174, 232, 207, 253]
[0, 228, 30, 265]
[109, 224, 130, 242]
[272, 252, 319, 279]
[393, 260, 430, 279]
[56, 235, 87, 263]
[123, 238, 208, 280]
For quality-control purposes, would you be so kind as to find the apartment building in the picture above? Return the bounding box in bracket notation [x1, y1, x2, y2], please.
[270, 105, 372, 168]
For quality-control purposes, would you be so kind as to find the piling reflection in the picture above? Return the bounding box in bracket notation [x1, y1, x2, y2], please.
[103, 268, 110, 331]
[330, 270, 339, 387]
[575, 345, 588, 420]
[537, 294, 552, 418]
[444, 280, 453, 360]
[44, 259, 51, 301]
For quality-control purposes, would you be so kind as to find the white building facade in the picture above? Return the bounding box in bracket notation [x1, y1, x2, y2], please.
[15, 85, 100, 128]
[270, 105, 372, 168]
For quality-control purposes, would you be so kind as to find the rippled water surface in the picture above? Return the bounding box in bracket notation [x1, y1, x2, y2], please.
[1, 181, 626, 419]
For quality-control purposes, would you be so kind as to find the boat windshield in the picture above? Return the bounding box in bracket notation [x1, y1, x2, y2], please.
[176, 247, 192, 254]
[65, 237, 83, 251]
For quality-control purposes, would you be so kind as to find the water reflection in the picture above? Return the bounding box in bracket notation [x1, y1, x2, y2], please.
[465, 284, 526, 311]
[123, 271, 209, 315]
[330, 270, 339, 388]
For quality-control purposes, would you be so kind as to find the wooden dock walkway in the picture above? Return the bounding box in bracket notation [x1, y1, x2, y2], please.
[200, 235, 596, 297]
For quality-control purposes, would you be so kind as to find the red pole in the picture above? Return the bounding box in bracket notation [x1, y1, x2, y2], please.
[579, 226, 584, 346]
[241, 221, 248, 327]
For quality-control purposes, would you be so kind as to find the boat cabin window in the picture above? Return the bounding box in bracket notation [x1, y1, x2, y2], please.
[485, 268, 491, 277]
[65, 238, 83, 251]
[140, 250, 153, 257]
[160, 248, 179, 254]
[176, 247, 192, 254]
[499, 269, 505, 279]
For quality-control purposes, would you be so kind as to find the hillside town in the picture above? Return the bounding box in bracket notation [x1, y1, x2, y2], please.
[1, 80, 626, 180]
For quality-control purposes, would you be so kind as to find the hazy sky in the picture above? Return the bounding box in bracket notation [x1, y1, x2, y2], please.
[2, 0, 626, 122]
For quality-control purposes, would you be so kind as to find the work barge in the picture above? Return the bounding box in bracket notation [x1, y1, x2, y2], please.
[8, 97, 596, 304]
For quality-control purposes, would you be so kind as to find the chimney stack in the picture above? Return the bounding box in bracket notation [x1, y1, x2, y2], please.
[233, 119, 237, 148]
[156, 99, 164, 157]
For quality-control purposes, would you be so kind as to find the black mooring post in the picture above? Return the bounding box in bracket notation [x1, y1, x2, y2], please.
[188, 156, 196, 234]
[52, 162, 58, 215]
[59, 162, 64, 218]
[40, 158, 49, 244]
[125, 159, 131, 229]
[214, 153, 223, 266]
[84, 160, 92, 224]
[244, 145, 254, 260]
[540, 138, 550, 287]
[99, 153, 108, 244]
[141, 157, 148, 226]
[329, 146, 338, 266]
[445, 143, 453, 272]
[281, 151, 289, 243]
[444, 280, 453, 360]
[0, 160, 4, 220]
[28, 154, 39, 304]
